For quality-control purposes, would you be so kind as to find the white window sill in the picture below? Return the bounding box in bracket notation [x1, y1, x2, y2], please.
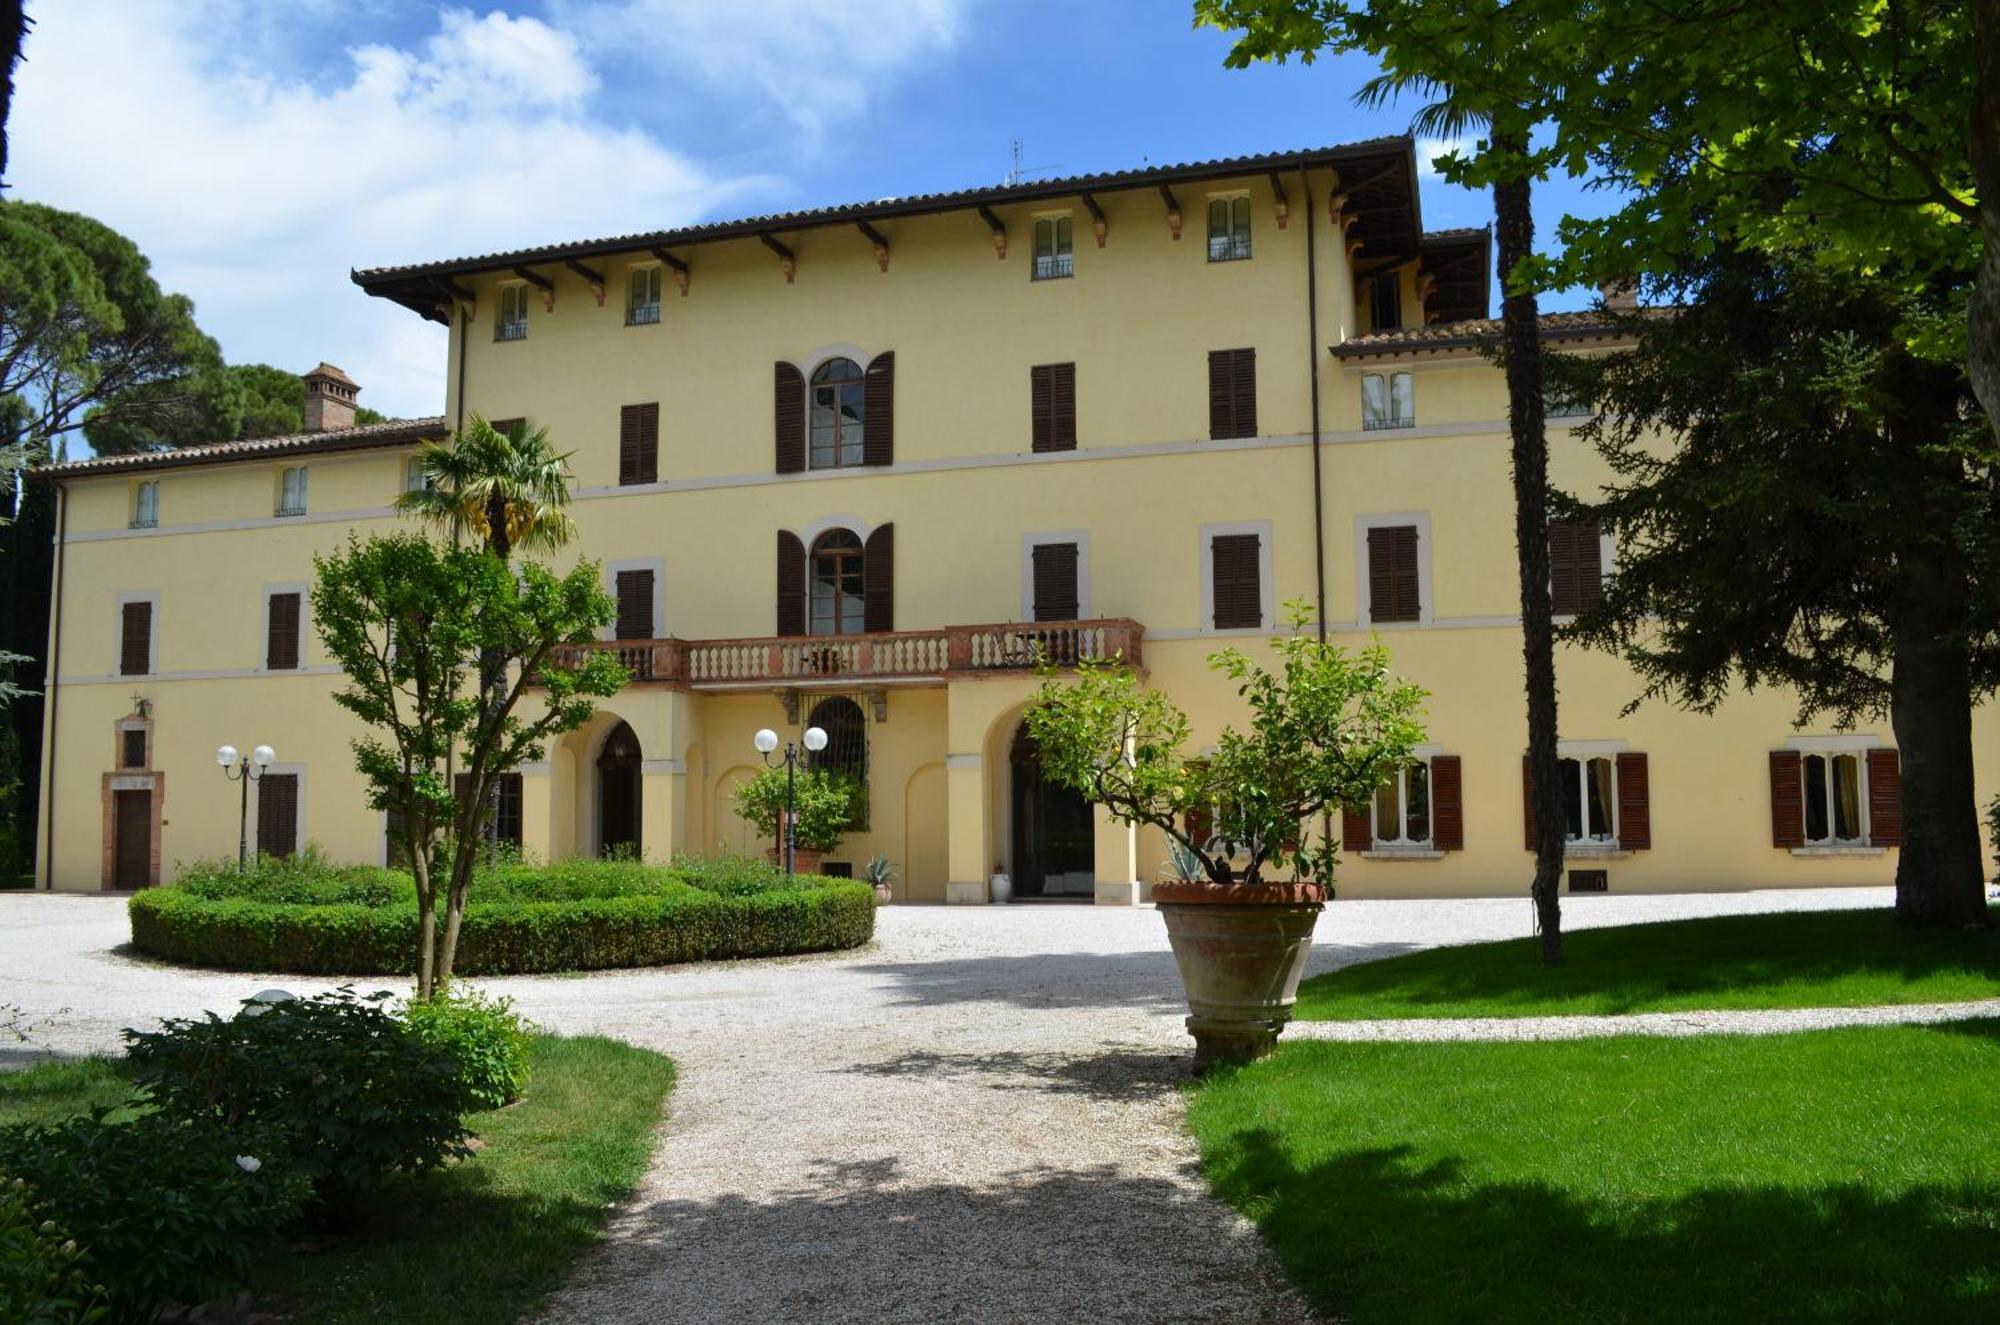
[1361, 848, 1445, 861]
[1789, 845, 1886, 858]
[1564, 846, 1631, 861]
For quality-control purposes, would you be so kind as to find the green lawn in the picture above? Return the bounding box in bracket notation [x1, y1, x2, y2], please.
[1188, 1024, 2000, 1324]
[0, 1034, 674, 1325]
[1297, 906, 2000, 1020]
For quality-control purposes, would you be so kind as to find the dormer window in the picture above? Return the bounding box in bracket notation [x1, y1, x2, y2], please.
[1032, 216, 1073, 280]
[131, 481, 159, 529]
[1207, 196, 1252, 262]
[496, 284, 529, 342]
[628, 266, 662, 325]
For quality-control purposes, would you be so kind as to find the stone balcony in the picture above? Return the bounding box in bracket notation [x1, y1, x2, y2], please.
[552, 618, 1144, 690]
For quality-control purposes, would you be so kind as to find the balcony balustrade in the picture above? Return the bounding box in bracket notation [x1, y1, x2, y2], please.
[550, 618, 1143, 689]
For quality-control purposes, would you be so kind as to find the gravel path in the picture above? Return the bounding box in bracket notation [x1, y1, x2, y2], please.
[0, 884, 1915, 1323]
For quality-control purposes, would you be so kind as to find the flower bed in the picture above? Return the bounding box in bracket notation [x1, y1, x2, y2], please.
[129, 854, 875, 974]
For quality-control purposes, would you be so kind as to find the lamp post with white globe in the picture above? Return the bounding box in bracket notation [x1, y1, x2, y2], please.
[216, 743, 276, 870]
[755, 724, 828, 875]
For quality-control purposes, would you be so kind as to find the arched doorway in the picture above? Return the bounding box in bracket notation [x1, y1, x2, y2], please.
[597, 721, 642, 858]
[806, 695, 868, 828]
[1009, 724, 1094, 899]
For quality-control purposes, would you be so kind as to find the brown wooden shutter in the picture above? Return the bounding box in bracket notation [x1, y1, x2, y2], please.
[776, 530, 806, 636]
[1769, 751, 1805, 848]
[488, 417, 523, 437]
[1341, 802, 1373, 852]
[774, 362, 805, 474]
[1522, 754, 1536, 850]
[256, 773, 298, 859]
[863, 351, 895, 466]
[1549, 520, 1603, 615]
[864, 522, 895, 632]
[1616, 751, 1651, 849]
[120, 601, 152, 676]
[1052, 361, 1077, 450]
[1367, 525, 1420, 622]
[1866, 748, 1902, 846]
[1031, 363, 1077, 453]
[614, 569, 654, 641]
[1207, 348, 1256, 440]
[1031, 542, 1080, 621]
[1431, 755, 1464, 850]
[1210, 533, 1262, 629]
[619, 402, 658, 485]
[266, 592, 301, 670]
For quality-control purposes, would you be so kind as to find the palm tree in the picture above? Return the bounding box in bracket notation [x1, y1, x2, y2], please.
[395, 414, 577, 560]
[1361, 76, 1567, 963]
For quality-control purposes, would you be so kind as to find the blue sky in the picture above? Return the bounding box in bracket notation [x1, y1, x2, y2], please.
[12, 1, 1607, 424]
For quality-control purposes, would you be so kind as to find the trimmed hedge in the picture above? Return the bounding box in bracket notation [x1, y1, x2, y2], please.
[129, 855, 875, 975]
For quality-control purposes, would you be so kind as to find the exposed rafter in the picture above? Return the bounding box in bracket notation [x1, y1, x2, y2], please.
[1158, 183, 1182, 240]
[855, 220, 890, 272]
[650, 246, 690, 296]
[512, 264, 555, 311]
[1268, 172, 1290, 230]
[977, 205, 1007, 258]
[1081, 192, 1107, 247]
[759, 233, 796, 283]
[564, 259, 607, 307]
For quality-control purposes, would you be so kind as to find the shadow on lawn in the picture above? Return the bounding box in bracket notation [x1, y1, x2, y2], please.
[1203, 1131, 2000, 1325]
[1301, 907, 2000, 1017]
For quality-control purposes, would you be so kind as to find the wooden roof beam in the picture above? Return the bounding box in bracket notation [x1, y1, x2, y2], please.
[650, 247, 690, 296]
[759, 233, 796, 283]
[1268, 172, 1291, 229]
[564, 259, 607, 307]
[856, 220, 890, 272]
[512, 264, 555, 311]
[1158, 184, 1182, 240]
[1081, 192, 1107, 247]
[977, 205, 1007, 258]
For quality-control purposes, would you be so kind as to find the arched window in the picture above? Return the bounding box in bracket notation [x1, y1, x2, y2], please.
[809, 530, 866, 636]
[807, 696, 868, 828]
[809, 358, 866, 469]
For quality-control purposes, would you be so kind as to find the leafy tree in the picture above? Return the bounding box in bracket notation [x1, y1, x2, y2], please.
[0, 199, 224, 462]
[732, 767, 856, 854]
[84, 362, 389, 454]
[311, 533, 624, 996]
[1564, 251, 1998, 928]
[1025, 600, 1427, 889]
[1198, 0, 1573, 958]
[1, 3, 26, 187]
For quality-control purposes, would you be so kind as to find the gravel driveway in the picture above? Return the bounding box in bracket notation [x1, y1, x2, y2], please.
[0, 885, 1898, 1324]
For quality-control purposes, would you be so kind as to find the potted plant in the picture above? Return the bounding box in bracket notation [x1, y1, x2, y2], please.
[863, 853, 896, 904]
[732, 767, 854, 875]
[1026, 600, 1426, 1070]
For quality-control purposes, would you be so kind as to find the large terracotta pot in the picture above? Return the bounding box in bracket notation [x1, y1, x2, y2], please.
[1153, 879, 1325, 1072]
[765, 845, 825, 876]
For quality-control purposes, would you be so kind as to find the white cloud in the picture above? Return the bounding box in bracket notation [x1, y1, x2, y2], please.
[557, 0, 967, 139]
[6, 4, 770, 422]
[1417, 133, 1485, 181]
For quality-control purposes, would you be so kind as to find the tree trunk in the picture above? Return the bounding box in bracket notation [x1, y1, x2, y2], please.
[480, 493, 511, 853]
[1969, 0, 2000, 446]
[1888, 548, 1989, 929]
[412, 846, 437, 1000]
[436, 845, 477, 990]
[1493, 134, 1566, 963]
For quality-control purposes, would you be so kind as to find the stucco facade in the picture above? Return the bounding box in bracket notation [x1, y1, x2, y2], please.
[32, 137, 1997, 899]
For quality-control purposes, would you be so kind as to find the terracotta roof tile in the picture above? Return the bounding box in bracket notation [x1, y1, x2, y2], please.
[1333, 309, 1657, 358]
[33, 416, 448, 480]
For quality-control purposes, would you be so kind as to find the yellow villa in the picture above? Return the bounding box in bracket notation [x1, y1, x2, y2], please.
[30, 135, 1997, 900]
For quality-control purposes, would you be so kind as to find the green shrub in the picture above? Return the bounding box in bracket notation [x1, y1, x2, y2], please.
[404, 987, 534, 1111]
[0, 1112, 307, 1319]
[124, 988, 472, 1221]
[731, 767, 855, 851]
[0, 1175, 109, 1325]
[131, 857, 874, 974]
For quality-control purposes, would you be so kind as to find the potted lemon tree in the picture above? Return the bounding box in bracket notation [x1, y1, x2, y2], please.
[733, 768, 854, 876]
[1025, 600, 1426, 1070]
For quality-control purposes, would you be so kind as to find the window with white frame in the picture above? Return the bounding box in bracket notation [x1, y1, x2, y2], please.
[131, 481, 159, 529]
[1362, 371, 1415, 430]
[1372, 759, 1432, 846]
[1803, 752, 1865, 845]
[1032, 216, 1073, 280]
[496, 284, 529, 341]
[1207, 196, 1252, 261]
[404, 455, 433, 494]
[276, 466, 308, 517]
[1559, 755, 1617, 845]
[628, 266, 662, 325]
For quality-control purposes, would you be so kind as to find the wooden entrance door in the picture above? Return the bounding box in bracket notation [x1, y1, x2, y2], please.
[113, 789, 151, 888]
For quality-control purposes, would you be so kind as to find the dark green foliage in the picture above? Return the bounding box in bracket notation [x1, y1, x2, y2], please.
[0, 1175, 109, 1325]
[123, 989, 472, 1220]
[0, 1112, 308, 1320]
[403, 988, 533, 1111]
[127, 856, 874, 974]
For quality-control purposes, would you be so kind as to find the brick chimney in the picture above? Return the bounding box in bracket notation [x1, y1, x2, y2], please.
[302, 363, 360, 432]
[1598, 280, 1640, 312]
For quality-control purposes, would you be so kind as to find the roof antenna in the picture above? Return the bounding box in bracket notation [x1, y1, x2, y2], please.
[1007, 138, 1024, 187]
